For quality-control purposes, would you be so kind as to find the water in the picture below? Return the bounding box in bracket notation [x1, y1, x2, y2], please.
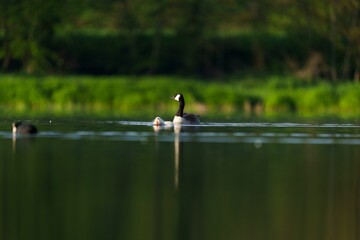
[1, 119, 360, 240]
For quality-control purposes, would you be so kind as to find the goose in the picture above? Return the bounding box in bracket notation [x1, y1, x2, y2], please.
[172, 93, 200, 125]
[12, 121, 38, 135]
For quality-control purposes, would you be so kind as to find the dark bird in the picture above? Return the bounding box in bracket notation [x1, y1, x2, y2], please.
[12, 121, 38, 135]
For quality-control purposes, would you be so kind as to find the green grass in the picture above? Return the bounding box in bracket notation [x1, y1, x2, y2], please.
[1, 74, 360, 120]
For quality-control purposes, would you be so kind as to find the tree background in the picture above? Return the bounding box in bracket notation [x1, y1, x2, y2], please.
[1, 0, 359, 80]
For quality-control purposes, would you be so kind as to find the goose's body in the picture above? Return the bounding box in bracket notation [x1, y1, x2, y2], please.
[173, 114, 200, 124]
[12, 121, 38, 135]
[172, 93, 200, 125]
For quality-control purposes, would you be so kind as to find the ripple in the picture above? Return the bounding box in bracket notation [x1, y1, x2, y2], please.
[116, 121, 152, 126]
[1, 121, 360, 145]
[203, 122, 360, 128]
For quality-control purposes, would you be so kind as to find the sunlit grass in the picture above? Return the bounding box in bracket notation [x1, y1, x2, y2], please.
[1, 74, 360, 120]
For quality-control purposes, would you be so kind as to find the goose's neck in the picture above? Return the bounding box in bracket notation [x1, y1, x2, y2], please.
[175, 100, 185, 117]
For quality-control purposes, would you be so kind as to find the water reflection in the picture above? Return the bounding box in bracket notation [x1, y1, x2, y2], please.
[174, 125, 181, 189]
[1, 120, 360, 240]
[12, 132, 37, 154]
[12, 133, 16, 153]
[153, 124, 200, 189]
[153, 124, 182, 189]
[151, 121, 360, 240]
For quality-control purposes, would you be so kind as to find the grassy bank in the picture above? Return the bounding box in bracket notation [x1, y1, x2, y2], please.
[1, 75, 360, 120]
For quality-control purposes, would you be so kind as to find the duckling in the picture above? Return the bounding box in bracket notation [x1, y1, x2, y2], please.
[153, 117, 173, 127]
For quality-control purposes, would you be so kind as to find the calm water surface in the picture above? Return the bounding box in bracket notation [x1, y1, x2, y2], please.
[1, 119, 360, 240]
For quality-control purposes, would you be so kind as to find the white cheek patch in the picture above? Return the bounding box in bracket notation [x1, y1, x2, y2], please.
[174, 94, 181, 101]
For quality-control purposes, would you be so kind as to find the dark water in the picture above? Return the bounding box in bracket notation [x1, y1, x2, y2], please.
[1, 120, 360, 240]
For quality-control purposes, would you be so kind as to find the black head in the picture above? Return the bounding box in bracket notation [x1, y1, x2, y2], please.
[12, 121, 22, 128]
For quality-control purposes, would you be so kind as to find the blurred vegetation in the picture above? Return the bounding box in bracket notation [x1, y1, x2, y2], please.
[1, 0, 359, 80]
[1, 75, 360, 119]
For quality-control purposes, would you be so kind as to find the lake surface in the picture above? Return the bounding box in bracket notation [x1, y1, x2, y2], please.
[1, 119, 360, 240]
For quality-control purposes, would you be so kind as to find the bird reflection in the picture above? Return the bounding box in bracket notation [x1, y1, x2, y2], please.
[174, 125, 181, 189]
[11, 121, 38, 154]
[153, 123, 183, 190]
[12, 133, 16, 154]
[153, 123, 200, 190]
[12, 134, 38, 154]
